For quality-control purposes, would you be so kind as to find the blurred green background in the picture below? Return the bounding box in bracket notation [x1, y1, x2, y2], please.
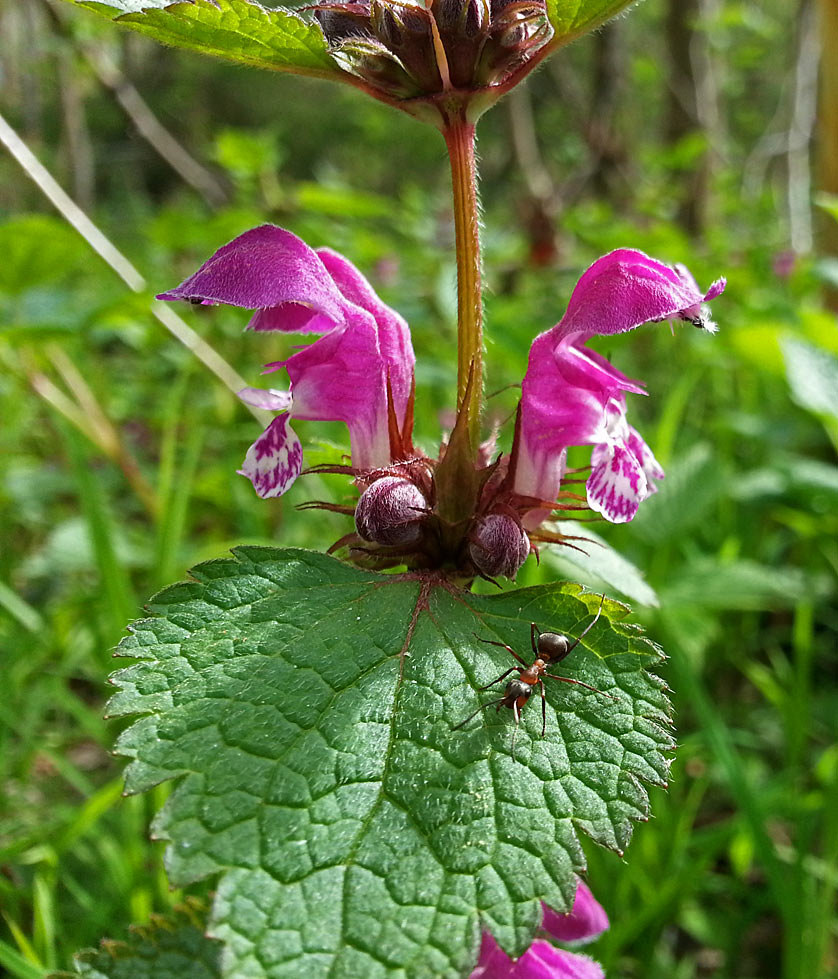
[1, 0, 836, 976]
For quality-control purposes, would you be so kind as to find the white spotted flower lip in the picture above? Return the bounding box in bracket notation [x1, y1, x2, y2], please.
[512, 248, 724, 526]
[158, 225, 415, 499]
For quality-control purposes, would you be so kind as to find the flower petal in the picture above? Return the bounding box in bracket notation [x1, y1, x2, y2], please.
[542, 883, 609, 944]
[470, 935, 604, 979]
[157, 225, 349, 326]
[587, 439, 648, 523]
[627, 425, 664, 489]
[316, 247, 415, 421]
[558, 248, 721, 341]
[514, 333, 611, 503]
[238, 414, 303, 499]
[279, 312, 391, 469]
[237, 387, 292, 412]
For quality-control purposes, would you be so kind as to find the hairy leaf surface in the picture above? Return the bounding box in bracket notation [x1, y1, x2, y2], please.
[71, 0, 341, 78]
[110, 547, 671, 978]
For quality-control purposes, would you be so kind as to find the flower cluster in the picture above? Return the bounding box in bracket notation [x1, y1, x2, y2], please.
[313, 0, 552, 103]
[470, 879, 609, 979]
[160, 225, 723, 580]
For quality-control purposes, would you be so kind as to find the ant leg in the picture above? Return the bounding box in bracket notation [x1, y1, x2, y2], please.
[452, 697, 507, 731]
[473, 634, 528, 667]
[478, 667, 518, 691]
[530, 622, 540, 656]
[543, 673, 617, 700]
[565, 594, 606, 654]
[539, 680, 547, 738]
[510, 701, 521, 762]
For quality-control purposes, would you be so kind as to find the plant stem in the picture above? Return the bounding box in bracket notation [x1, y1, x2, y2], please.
[443, 113, 483, 453]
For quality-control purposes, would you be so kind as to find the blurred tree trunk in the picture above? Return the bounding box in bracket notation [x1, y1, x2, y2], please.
[57, 47, 96, 212]
[589, 20, 629, 202]
[817, 0, 838, 309]
[786, 0, 818, 257]
[507, 85, 561, 267]
[665, 0, 718, 237]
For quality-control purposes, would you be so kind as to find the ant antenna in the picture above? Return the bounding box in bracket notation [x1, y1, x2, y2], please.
[565, 593, 606, 655]
[451, 697, 506, 732]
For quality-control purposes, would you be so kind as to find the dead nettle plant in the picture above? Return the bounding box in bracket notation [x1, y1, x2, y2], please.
[54, 1, 724, 977]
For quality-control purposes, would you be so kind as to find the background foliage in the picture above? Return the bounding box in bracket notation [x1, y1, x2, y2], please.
[0, 0, 836, 977]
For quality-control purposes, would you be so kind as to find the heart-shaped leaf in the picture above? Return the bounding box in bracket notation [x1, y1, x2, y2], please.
[109, 547, 671, 977]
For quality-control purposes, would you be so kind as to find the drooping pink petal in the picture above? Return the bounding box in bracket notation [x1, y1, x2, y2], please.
[156, 225, 349, 327]
[238, 414, 303, 499]
[470, 935, 604, 979]
[542, 882, 609, 944]
[557, 248, 725, 342]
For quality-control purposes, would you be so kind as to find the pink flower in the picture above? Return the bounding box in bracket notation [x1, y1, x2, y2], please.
[471, 881, 608, 979]
[159, 225, 415, 498]
[513, 249, 724, 524]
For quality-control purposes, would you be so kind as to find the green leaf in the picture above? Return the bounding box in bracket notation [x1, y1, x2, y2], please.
[782, 338, 838, 426]
[0, 216, 88, 296]
[70, 0, 342, 79]
[657, 556, 825, 611]
[56, 903, 221, 979]
[629, 443, 724, 545]
[110, 547, 671, 977]
[541, 521, 659, 607]
[545, 0, 638, 45]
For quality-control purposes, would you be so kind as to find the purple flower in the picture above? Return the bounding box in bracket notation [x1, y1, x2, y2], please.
[513, 249, 724, 524]
[158, 225, 415, 498]
[471, 881, 608, 979]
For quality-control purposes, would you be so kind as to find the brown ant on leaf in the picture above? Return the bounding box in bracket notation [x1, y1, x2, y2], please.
[453, 595, 615, 758]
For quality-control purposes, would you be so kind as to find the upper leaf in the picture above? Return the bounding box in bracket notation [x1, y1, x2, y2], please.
[71, 0, 343, 79]
[545, 0, 638, 46]
[110, 547, 671, 978]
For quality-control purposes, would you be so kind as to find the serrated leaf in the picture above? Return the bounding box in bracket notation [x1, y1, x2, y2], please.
[110, 547, 671, 978]
[541, 521, 659, 607]
[56, 903, 221, 979]
[69, 0, 342, 79]
[545, 0, 638, 45]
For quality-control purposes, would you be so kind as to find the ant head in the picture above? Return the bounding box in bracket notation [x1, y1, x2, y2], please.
[537, 631, 570, 662]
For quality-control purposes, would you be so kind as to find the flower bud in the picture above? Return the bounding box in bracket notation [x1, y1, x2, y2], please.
[355, 476, 429, 546]
[468, 512, 530, 579]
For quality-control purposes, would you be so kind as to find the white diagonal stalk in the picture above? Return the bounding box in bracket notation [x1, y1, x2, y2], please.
[0, 110, 270, 427]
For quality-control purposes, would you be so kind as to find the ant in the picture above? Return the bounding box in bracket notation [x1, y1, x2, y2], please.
[453, 595, 614, 758]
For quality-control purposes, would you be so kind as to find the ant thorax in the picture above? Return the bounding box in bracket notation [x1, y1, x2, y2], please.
[536, 632, 571, 663]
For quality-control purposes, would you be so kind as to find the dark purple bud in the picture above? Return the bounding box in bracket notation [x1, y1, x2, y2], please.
[355, 476, 429, 546]
[468, 513, 530, 579]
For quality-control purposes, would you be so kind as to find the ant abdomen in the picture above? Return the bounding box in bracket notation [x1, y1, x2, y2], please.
[536, 632, 570, 662]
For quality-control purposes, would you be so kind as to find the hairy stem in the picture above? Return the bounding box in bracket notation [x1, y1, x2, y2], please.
[443, 113, 483, 453]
